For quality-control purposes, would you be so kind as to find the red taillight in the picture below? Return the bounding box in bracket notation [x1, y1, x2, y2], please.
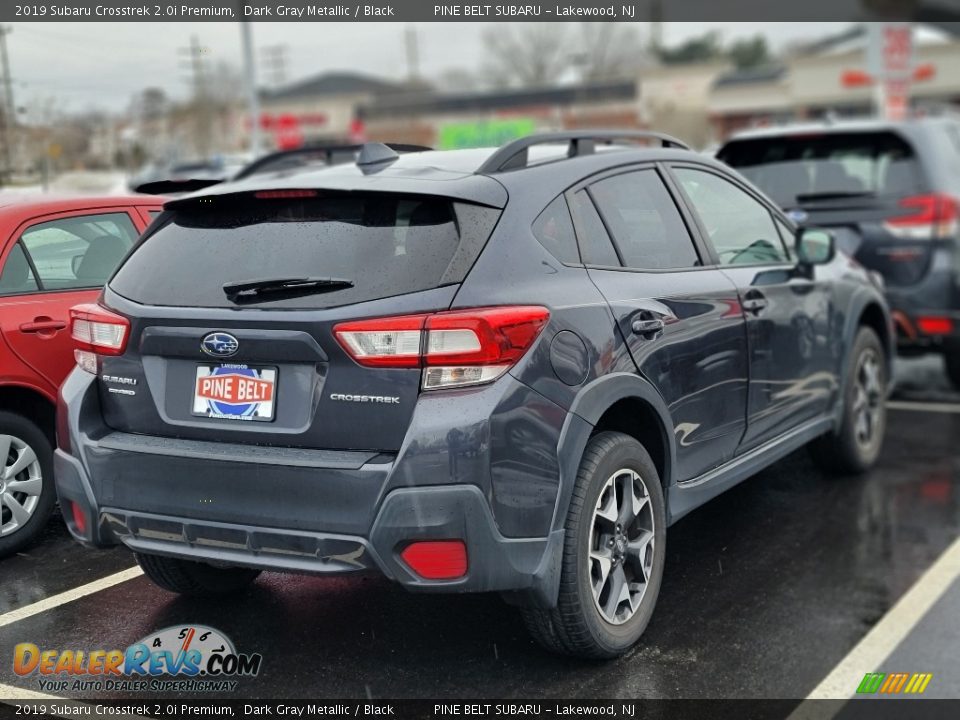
[917, 316, 954, 336]
[70, 304, 130, 366]
[334, 314, 426, 368]
[70, 501, 87, 535]
[400, 540, 467, 580]
[334, 306, 549, 389]
[884, 193, 959, 239]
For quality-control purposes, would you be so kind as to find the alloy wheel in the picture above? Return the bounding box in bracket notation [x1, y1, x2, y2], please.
[0, 435, 43, 537]
[852, 349, 883, 450]
[588, 468, 656, 625]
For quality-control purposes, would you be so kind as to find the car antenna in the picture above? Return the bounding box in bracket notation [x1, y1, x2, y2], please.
[356, 143, 400, 173]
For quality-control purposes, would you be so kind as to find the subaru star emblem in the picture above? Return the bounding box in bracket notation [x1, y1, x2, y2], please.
[787, 208, 809, 224]
[201, 332, 239, 358]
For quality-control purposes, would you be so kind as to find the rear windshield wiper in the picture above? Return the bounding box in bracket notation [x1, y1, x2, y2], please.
[223, 276, 354, 303]
[795, 191, 877, 203]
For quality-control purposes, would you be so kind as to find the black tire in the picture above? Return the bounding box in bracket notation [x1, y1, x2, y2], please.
[136, 553, 261, 597]
[521, 431, 667, 659]
[810, 326, 887, 475]
[946, 350, 960, 392]
[0, 411, 56, 558]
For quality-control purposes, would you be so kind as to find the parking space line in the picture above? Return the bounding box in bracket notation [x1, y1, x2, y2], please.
[888, 400, 960, 414]
[0, 566, 142, 630]
[797, 534, 960, 705]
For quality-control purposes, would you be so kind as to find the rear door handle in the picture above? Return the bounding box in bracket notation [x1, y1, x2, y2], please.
[742, 293, 768, 314]
[19, 319, 67, 334]
[632, 315, 665, 338]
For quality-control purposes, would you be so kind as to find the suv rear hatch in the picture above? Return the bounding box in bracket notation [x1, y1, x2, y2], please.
[718, 130, 952, 287]
[91, 189, 501, 453]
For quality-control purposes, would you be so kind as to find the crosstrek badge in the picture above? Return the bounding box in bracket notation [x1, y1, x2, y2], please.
[192, 365, 277, 421]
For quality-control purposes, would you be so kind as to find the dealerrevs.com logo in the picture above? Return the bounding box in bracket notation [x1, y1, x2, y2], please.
[13, 625, 262, 693]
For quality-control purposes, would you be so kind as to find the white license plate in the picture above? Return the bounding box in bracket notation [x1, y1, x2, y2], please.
[192, 364, 277, 422]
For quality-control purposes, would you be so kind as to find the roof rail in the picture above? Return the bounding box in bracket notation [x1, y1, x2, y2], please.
[476, 130, 690, 175]
[233, 142, 432, 181]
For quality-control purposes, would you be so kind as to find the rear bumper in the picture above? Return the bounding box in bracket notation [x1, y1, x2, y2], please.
[884, 250, 960, 354]
[54, 368, 567, 603]
[891, 308, 960, 354]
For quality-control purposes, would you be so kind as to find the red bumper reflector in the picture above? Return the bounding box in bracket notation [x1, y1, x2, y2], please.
[400, 540, 467, 580]
[70, 502, 87, 534]
[917, 316, 953, 336]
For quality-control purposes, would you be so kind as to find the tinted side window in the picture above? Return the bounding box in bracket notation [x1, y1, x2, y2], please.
[589, 170, 700, 270]
[532, 196, 580, 264]
[20, 213, 138, 290]
[0, 243, 40, 295]
[674, 168, 788, 266]
[569, 190, 620, 267]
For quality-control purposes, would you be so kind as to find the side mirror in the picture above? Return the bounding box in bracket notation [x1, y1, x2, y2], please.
[71, 254, 84, 277]
[796, 228, 835, 267]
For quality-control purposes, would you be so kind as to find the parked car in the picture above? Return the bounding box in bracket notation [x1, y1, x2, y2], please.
[129, 156, 247, 195]
[0, 194, 163, 556]
[718, 117, 960, 388]
[56, 133, 891, 658]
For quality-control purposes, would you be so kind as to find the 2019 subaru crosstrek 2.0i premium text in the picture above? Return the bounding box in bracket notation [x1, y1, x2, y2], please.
[56, 134, 892, 658]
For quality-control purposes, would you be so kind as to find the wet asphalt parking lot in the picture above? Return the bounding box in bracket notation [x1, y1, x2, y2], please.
[0, 356, 958, 701]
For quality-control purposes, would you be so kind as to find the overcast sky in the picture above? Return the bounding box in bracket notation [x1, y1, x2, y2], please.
[8, 22, 854, 114]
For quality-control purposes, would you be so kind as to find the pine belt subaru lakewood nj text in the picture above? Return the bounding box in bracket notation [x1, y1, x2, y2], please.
[55, 133, 893, 658]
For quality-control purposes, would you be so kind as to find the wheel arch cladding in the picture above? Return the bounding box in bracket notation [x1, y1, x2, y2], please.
[0, 385, 56, 446]
[561, 373, 676, 520]
[858, 301, 893, 365]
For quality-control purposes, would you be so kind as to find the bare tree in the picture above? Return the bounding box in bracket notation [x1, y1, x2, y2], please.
[481, 24, 572, 88]
[435, 68, 480, 94]
[573, 24, 646, 82]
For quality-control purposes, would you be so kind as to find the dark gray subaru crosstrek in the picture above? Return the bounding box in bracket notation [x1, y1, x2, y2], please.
[56, 133, 892, 658]
[719, 118, 960, 388]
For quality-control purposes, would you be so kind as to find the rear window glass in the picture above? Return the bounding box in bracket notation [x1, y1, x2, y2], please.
[111, 192, 496, 309]
[718, 131, 923, 207]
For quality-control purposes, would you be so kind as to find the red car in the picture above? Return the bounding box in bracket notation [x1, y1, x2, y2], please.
[0, 194, 163, 556]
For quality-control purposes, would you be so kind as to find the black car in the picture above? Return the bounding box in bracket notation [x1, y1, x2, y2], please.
[56, 132, 891, 658]
[718, 117, 960, 388]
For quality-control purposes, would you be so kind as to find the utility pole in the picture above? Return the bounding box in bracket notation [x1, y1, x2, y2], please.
[0, 26, 16, 183]
[240, 22, 262, 159]
[648, 3, 663, 54]
[404, 25, 420, 84]
[178, 34, 212, 158]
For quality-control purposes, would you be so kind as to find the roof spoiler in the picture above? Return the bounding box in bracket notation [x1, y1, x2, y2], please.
[233, 142, 432, 181]
[133, 178, 224, 195]
[476, 130, 690, 175]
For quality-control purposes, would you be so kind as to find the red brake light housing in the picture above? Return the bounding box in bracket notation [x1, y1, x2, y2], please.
[884, 193, 959, 240]
[334, 306, 549, 390]
[70, 304, 130, 373]
[400, 540, 467, 580]
[917, 316, 953, 336]
[70, 501, 88, 535]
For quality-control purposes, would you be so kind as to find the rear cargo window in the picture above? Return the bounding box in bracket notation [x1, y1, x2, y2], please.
[110, 192, 499, 309]
[718, 131, 923, 207]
